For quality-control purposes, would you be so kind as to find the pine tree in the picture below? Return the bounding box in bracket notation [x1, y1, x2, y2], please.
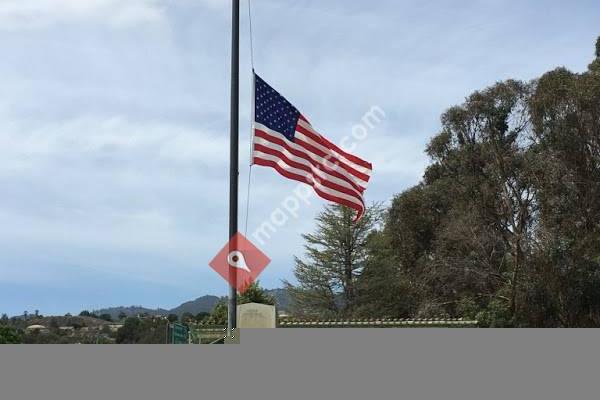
[285, 204, 382, 317]
[238, 281, 275, 305]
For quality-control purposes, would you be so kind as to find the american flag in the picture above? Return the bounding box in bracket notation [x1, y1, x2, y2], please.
[252, 73, 372, 220]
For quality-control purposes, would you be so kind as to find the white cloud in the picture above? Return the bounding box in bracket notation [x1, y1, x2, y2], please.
[0, 114, 231, 252]
[0, 116, 229, 174]
[0, 0, 166, 30]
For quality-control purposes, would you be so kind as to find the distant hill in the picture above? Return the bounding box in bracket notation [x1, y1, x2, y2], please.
[92, 306, 171, 320]
[93, 296, 220, 320]
[168, 295, 223, 316]
[265, 288, 292, 312]
[93, 289, 291, 320]
[13, 315, 113, 329]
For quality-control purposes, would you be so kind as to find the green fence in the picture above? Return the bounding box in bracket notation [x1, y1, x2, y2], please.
[190, 325, 227, 344]
[166, 323, 190, 344]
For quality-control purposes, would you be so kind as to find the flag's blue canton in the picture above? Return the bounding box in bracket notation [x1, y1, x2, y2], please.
[255, 73, 300, 142]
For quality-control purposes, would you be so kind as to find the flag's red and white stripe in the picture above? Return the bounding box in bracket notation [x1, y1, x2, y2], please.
[252, 115, 372, 220]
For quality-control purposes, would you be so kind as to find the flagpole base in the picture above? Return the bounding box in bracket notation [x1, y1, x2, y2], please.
[225, 328, 240, 344]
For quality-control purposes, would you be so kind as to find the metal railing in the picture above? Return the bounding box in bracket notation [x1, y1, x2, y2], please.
[190, 324, 228, 344]
[185, 318, 477, 343]
[278, 318, 478, 328]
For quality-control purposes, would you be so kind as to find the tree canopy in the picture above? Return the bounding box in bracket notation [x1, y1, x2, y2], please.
[286, 204, 382, 317]
[0, 326, 22, 344]
[287, 37, 600, 327]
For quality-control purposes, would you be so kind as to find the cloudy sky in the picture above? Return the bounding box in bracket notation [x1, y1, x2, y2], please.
[0, 0, 598, 316]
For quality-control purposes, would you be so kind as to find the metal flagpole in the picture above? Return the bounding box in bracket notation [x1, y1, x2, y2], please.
[228, 0, 240, 335]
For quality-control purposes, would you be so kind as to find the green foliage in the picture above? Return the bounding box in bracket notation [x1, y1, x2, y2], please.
[98, 314, 113, 322]
[286, 204, 383, 317]
[195, 312, 210, 321]
[288, 37, 600, 327]
[0, 326, 22, 344]
[354, 228, 417, 318]
[96, 336, 113, 344]
[49, 318, 60, 329]
[207, 301, 228, 325]
[181, 312, 195, 324]
[23, 331, 73, 344]
[204, 282, 274, 325]
[167, 314, 179, 323]
[238, 281, 275, 305]
[79, 310, 98, 318]
[476, 298, 514, 328]
[70, 320, 86, 330]
[116, 317, 167, 344]
[116, 318, 143, 344]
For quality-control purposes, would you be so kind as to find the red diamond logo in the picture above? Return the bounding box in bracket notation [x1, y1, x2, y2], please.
[209, 232, 271, 293]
